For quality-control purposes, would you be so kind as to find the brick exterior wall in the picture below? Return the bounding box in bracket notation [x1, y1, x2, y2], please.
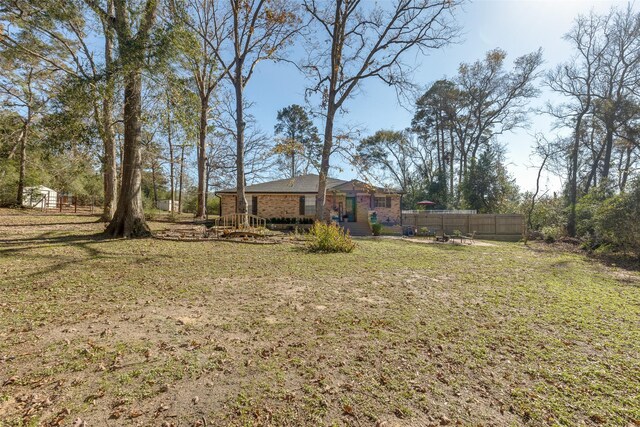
[220, 195, 236, 216]
[220, 194, 311, 219]
[372, 194, 401, 224]
[219, 192, 401, 224]
[256, 195, 302, 218]
[356, 194, 371, 223]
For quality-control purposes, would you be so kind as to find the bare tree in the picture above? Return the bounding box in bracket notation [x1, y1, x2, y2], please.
[168, 0, 233, 218]
[455, 48, 543, 174]
[525, 135, 561, 235]
[354, 130, 417, 194]
[593, 5, 640, 184]
[214, 96, 276, 186]
[302, 0, 461, 220]
[207, 0, 301, 216]
[547, 12, 607, 236]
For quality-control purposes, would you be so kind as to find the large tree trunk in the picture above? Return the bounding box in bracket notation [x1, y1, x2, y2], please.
[167, 101, 175, 212]
[102, 117, 117, 221]
[234, 70, 247, 215]
[15, 121, 28, 207]
[196, 94, 209, 219]
[449, 129, 454, 205]
[178, 143, 185, 213]
[567, 114, 584, 238]
[151, 161, 158, 208]
[105, 69, 150, 237]
[620, 145, 632, 192]
[315, 0, 343, 221]
[316, 104, 336, 221]
[584, 143, 604, 193]
[600, 119, 615, 185]
[205, 160, 210, 217]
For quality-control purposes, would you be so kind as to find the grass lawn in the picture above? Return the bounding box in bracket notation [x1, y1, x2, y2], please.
[0, 210, 639, 426]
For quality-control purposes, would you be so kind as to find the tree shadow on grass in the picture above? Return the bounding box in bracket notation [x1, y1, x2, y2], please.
[0, 221, 102, 228]
[0, 232, 172, 284]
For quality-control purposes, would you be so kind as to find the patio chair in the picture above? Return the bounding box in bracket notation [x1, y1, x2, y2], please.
[461, 231, 476, 245]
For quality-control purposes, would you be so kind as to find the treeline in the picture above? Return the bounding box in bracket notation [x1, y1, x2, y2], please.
[353, 5, 640, 254]
[0, 1, 639, 252]
[529, 5, 640, 255]
[355, 47, 542, 213]
[0, 0, 461, 236]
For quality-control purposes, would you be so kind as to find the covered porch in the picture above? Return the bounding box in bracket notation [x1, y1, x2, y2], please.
[326, 189, 401, 226]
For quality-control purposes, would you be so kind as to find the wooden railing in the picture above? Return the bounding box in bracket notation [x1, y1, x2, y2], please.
[211, 213, 266, 230]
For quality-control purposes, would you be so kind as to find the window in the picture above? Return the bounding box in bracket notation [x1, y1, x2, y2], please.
[299, 196, 305, 216]
[305, 196, 316, 216]
[251, 196, 258, 215]
[374, 196, 392, 208]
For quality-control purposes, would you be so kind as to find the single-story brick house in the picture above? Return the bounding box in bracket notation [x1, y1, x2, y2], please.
[216, 174, 403, 225]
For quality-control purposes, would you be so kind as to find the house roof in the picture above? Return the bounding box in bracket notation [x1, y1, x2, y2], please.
[216, 174, 403, 194]
[24, 185, 57, 193]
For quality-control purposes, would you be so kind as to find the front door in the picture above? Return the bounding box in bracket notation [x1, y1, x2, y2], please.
[345, 197, 356, 222]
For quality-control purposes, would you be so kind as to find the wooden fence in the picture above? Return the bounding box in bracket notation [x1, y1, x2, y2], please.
[53, 196, 98, 214]
[401, 212, 524, 240]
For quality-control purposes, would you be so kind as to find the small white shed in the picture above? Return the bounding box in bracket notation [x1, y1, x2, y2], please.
[157, 199, 179, 212]
[23, 186, 58, 209]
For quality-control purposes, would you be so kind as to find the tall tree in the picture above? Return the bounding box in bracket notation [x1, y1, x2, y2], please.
[169, 0, 231, 219]
[0, 33, 54, 207]
[303, 0, 461, 220]
[84, 0, 159, 237]
[411, 50, 543, 207]
[592, 5, 640, 184]
[455, 48, 543, 174]
[355, 130, 417, 194]
[547, 12, 607, 236]
[460, 146, 518, 214]
[273, 104, 320, 178]
[209, 0, 300, 216]
[1, 0, 119, 220]
[412, 79, 460, 204]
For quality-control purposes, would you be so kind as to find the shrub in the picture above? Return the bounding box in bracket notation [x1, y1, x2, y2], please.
[307, 221, 356, 253]
[541, 225, 562, 243]
[592, 179, 640, 255]
[372, 223, 383, 236]
[268, 217, 314, 225]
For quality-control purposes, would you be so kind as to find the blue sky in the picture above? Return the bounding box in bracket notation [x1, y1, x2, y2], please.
[241, 0, 625, 193]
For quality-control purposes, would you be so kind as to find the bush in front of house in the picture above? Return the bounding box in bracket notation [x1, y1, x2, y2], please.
[371, 223, 383, 236]
[268, 217, 314, 224]
[307, 221, 356, 253]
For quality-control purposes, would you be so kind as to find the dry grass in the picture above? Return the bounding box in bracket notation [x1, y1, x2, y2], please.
[0, 209, 639, 426]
